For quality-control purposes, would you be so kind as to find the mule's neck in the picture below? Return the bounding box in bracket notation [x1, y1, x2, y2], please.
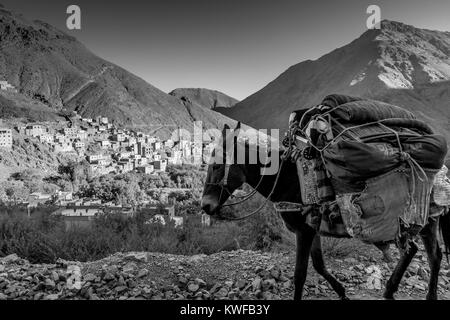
[242, 151, 301, 203]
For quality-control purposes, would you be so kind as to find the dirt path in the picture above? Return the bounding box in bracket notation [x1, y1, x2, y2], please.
[1, 246, 449, 300]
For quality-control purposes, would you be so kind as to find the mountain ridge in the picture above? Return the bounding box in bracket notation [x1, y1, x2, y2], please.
[218, 20, 450, 153]
[0, 5, 235, 137]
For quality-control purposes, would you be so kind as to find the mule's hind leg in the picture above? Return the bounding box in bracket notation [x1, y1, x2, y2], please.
[310, 235, 347, 299]
[420, 218, 443, 300]
[374, 242, 393, 263]
[384, 240, 418, 299]
[293, 226, 315, 300]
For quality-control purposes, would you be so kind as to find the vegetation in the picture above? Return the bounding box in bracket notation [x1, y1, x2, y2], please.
[0, 202, 293, 264]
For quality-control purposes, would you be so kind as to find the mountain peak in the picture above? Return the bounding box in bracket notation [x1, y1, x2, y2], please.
[219, 20, 450, 151]
[0, 6, 236, 136]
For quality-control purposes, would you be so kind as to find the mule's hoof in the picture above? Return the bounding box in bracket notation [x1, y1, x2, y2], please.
[383, 293, 395, 300]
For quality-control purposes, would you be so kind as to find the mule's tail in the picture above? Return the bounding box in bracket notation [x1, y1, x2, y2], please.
[439, 207, 450, 264]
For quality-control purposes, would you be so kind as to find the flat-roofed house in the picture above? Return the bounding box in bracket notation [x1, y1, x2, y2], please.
[0, 128, 12, 149]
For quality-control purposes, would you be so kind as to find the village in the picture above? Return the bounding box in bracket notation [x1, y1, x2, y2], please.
[0, 108, 215, 231]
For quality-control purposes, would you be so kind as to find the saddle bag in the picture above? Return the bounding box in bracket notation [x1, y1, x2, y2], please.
[336, 166, 437, 243]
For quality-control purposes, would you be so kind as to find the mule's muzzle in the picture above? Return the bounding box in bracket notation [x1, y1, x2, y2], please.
[201, 196, 219, 215]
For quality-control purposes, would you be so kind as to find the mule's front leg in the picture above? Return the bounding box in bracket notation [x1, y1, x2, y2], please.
[294, 227, 315, 300]
[310, 235, 347, 300]
[384, 240, 418, 300]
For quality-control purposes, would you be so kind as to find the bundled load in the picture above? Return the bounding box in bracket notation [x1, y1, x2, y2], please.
[287, 94, 449, 244]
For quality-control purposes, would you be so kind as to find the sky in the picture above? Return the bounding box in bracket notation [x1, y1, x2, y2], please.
[1, 0, 450, 100]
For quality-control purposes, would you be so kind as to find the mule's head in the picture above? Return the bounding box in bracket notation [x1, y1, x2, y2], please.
[201, 122, 246, 216]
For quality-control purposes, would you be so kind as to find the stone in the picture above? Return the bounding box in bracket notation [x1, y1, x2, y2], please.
[215, 287, 228, 298]
[83, 273, 97, 283]
[115, 286, 128, 293]
[194, 278, 206, 287]
[417, 267, 428, 279]
[262, 279, 277, 290]
[365, 265, 382, 290]
[1, 254, 20, 264]
[224, 280, 233, 287]
[188, 283, 199, 292]
[44, 294, 60, 300]
[236, 279, 247, 290]
[282, 280, 292, 289]
[137, 269, 149, 279]
[103, 272, 115, 281]
[66, 265, 82, 291]
[270, 268, 280, 280]
[127, 279, 137, 288]
[0, 293, 7, 300]
[51, 271, 60, 282]
[344, 257, 358, 264]
[178, 276, 188, 285]
[44, 279, 56, 289]
[124, 253, 148, 263]
[252, 277, 262, 291]
[122, 262, 138, 274]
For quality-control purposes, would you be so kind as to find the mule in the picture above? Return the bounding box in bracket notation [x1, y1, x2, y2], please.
[201, 123, 450, 300]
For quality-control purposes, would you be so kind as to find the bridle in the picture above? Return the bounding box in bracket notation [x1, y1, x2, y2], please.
[205, 148, 289, 221]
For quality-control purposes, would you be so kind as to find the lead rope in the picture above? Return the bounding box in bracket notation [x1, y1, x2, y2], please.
[224, 157, 287, 221]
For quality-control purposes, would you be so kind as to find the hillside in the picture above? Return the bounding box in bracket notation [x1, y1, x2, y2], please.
[170, 88, 238, 110]
[1, 246, 449, 300]
[220, 20, 450, 150]
[0, 6, 234, 137]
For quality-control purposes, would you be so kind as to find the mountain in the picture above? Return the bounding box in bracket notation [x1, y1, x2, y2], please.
[220, 20, 450, 151]
[0, 6, 235, 136]
[169, 88, 238, 110]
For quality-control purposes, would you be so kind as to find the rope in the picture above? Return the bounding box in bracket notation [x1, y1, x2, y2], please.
[223, 157, 287, 221]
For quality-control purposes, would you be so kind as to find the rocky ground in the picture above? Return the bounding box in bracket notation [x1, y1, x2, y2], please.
[1, 247, 450, 300]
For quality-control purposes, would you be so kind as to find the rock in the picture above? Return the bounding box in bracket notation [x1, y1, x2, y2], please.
[43, 294, 60, 300]
[66, 265, 82, 291]
[51, 271, 60, 282]
[0, 293, 7, 300]
[83, 273, 97, 283]
[33, 292, 44, 300]
[103, 272, 115, 281]
[224, 280, 233, 287]
[365, 265, 382, 290]
[178, 276, 188, 285]
[188, 283, 199, 292]
[194, 278, 206, 287]
[417, 267, 428, 279]
[262, 279, 277, 291]
[1, 254, 20, 264]
[124, 253, 148, 263]
[270, 268, 280, 280]
[115, 286, 128, 293]
[252, 277, 262, 291]
[127, 279, 137, 288]
[188, 255, 206, 264]
[122, 262, 138, 274]
[282, 280, 292, 289]
[236, 279, 247, 290]
[137, 269, 149, 279]
[344, 257, 358, 264]
[44, 279, 56, 289]
[214, 287, 228, 298]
